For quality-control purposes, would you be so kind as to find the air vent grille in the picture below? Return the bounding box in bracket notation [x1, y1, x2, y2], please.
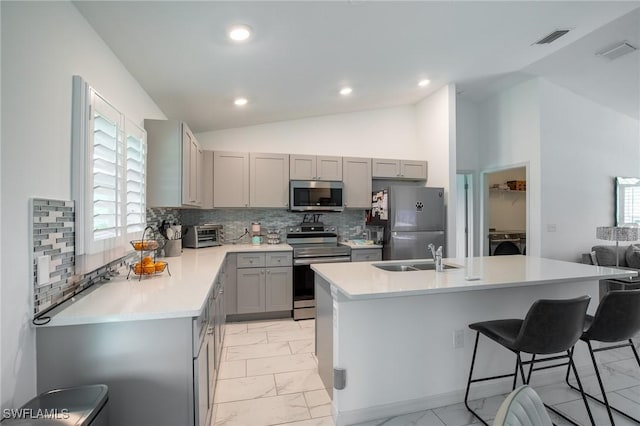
[597, 41, 638, 61]
[535, 29, 570, 45]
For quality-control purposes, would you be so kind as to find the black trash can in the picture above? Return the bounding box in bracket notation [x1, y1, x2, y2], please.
[2, 384, 108, 425]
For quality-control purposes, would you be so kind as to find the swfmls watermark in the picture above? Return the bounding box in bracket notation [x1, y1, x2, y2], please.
[2, 408, 71, 419]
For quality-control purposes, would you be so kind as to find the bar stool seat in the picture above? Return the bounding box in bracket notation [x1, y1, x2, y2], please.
[469, 319, 523, 350]
[464, 295, 594, 426]
[565, 289, 640, 425]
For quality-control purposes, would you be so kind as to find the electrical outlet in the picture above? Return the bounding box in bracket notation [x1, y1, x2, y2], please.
[453, 329, 465, 349]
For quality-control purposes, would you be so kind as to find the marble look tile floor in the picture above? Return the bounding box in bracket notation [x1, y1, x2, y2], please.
[213, 319, 640, 426]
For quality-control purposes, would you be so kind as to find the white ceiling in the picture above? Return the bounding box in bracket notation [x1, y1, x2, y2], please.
[74, 1, 640, 133]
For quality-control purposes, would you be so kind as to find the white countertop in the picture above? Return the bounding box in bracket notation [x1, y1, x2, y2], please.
[340, 241, 383, 249]
[42, 244, 292, 327]
[312, 255, 637, 300]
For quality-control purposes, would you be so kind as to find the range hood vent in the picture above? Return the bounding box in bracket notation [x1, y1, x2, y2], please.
[597, 41, 638, 61]
[534, 29, 570, 45]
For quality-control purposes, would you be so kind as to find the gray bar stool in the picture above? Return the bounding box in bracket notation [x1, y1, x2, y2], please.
[565, 289, 640, 425]
[464, 295, 594, 426]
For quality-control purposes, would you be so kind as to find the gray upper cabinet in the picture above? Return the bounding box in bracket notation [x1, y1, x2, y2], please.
[145, 119, 203, 208]
[372, 158, 428, 180]
[400, 160, 428, 180]
[250, 153, 289, 208]
[214, 151, 250, 208]
[342, 157, 372, 209]
[290, 155, 342, 181]
[202, 151, 214, 209]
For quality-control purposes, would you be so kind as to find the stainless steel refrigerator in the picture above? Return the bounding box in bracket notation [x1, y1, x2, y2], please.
[368, 186, 445, 260]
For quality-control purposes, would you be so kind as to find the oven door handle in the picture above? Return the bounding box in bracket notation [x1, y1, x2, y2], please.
[294, 256, 351, 266]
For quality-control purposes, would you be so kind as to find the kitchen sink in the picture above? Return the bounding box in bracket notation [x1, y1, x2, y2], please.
[374, 264, 420, 272]
[373, 262, 460, 272]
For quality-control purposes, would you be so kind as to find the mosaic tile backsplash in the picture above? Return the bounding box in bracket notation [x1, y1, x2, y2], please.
[179, 208, 367, 242]
[32, 202, 365, 317]
[31, 198, 134, 318]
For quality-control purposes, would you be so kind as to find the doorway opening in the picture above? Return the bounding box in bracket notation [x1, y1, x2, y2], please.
[482, 165, 527, 256]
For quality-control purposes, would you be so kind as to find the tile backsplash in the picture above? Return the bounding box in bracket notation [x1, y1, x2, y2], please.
[181, 208, 367, 241]
[160, 208, 367, 242]
[31, 202, 366, 318]
[31, 198, 134, 318]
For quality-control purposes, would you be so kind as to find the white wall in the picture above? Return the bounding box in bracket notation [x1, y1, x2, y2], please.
[1, 1, 165, 409]
[456, 97, 481, 256]
[539, 79, 640, 261]
[415, 85, 457, 256]
[456, 98, 480, 173]
[196, 105, 420, 159]
[478, 79, 541, 256]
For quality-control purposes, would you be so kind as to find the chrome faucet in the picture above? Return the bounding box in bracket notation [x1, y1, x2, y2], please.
[427, 243, 444, 272]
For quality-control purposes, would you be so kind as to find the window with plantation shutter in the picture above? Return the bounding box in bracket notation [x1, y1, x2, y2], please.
[125, 118, 147, 235]
[72, 76, 147, 273]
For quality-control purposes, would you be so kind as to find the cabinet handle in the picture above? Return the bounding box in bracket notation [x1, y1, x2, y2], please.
[266, 269, 270, 274]
[260, 270, 265, 275]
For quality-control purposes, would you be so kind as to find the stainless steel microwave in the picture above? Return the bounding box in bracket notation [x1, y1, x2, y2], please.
[289, 180, 344, 212]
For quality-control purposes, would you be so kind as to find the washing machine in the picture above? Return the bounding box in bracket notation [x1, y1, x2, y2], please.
[489, 232, 525, 255]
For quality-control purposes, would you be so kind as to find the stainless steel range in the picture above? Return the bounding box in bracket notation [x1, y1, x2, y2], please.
[287, 222, 351, 320]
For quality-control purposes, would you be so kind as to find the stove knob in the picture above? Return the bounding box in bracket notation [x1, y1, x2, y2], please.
[296, 227, 301, 232]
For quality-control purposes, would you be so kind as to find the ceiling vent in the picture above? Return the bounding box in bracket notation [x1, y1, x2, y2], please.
[534, 29, 570, 45]
[596, 41, 638, 61]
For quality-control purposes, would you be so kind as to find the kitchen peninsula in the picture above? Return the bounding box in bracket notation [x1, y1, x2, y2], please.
[312, 256, 636, 426]
[36, 244, 292, 426]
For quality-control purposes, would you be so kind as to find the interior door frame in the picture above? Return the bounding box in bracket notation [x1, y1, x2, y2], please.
[455, 171, 474, 257]
[480, 162, 530, 257]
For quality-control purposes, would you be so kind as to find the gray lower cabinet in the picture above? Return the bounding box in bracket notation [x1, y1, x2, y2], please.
[351, 248, 382, 262]
[37, 271, 226, 426]
[224, 253, 237, 315]
[237, 268, 266, 313]
[265, 267, 293, 311]
[236, 252, 292, 314]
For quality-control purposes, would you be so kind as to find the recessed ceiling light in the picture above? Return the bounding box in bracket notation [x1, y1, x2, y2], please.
[339, 87, 353, 96]
[234, 97, 248, 106]
[418, 79, 431, 87]
[228, 24, 252, 42]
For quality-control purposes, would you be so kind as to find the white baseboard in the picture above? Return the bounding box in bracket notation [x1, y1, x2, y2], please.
[334, 364, 579, 426]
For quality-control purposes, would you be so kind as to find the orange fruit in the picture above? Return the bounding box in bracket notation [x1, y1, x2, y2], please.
[134, 262, 143, 275]
[154, 261, 166, 272]
[141, 256, 153, 265]
[143, 264, 155, 274]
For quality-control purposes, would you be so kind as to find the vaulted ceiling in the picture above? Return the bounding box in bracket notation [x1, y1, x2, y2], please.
[74, 1, 640, 132]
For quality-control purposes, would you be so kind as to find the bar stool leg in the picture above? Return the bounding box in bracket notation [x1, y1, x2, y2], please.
[464, 332, 489, 426]
[526, 354, 536, 384]
[516, 352, 527, 384]
[630, 339, 640, 367]
[511, 356, 520, 390]
[585, 341, 615, 426]
[566, 340, 640, 424]
[569, 348, 596, 426]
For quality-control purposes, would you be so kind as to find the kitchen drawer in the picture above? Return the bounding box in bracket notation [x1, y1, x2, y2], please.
[237, 253, 266, 268]
[266, 252, 292, 267]
[351, 249, 382, 262]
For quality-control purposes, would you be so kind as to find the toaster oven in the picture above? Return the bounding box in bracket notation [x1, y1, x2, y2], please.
[183, 224, 224, 248]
